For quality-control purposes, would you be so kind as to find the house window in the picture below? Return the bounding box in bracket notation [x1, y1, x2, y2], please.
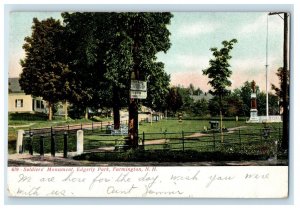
[36, 100, 41, 109]
[15, 99, 23, 108]
[41, 101, 44, 109]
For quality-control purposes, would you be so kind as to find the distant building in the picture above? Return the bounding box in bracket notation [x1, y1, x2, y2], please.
[8, 77, 47, 113]
[190, 93, 213, 102]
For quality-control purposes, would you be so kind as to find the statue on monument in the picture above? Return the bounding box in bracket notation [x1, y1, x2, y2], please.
[251, 80, 256, 93]
[251, 80, 257, 110]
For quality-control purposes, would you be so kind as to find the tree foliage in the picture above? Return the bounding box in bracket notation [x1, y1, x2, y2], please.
[203, 38, 237, 132]
[19, 18, 68, 120]
[191, 98, 209, 116]
[271, 67, 290, 109]
[203, 39, 238, 104]
[61, 12, 173, 124]
[62, 13, 114, 114]
[166, 87, 183, 115]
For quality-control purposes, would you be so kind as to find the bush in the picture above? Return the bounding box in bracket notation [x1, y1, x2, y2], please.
[9, 112, 48, 121]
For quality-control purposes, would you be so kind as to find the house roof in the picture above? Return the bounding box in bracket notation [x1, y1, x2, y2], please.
[9, 77, 23, 93]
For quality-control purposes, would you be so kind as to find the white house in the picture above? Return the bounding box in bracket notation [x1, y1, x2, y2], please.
[8, 77, 47, 113]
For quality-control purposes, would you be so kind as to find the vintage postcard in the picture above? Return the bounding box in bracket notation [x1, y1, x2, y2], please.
[7, 10, 290, 198]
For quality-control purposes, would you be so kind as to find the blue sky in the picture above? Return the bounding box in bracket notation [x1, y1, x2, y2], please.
[9, 12, 284, 92]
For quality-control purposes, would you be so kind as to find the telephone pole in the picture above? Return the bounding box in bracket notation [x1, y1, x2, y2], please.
[128, 20, 140, 149]
[268, 12, 289, 151]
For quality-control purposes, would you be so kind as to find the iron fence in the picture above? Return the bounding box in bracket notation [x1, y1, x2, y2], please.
[21, 125, 281, 158]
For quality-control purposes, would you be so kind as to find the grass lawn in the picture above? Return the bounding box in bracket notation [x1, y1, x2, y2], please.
[8, 113, 112, 140]
[139, 118, 247, 133]
[8, 113, 283, 157]
[138, 118, 281, 139]
[8, 113, 113, 153]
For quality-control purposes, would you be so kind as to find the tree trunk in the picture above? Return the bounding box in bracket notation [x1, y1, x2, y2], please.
[128, 99, 139, 148]
[64, 100, 68, 120]
[113, 86, 120, 130]
[48, 102, 53, 121]
[219, 95, 223, 143]
[85, 107, 89, 120]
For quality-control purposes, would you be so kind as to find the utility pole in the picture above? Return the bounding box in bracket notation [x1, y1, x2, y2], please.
[268, 12, 289, 151]
[282, 12, 289, 151]
[128, 16, 140, 149]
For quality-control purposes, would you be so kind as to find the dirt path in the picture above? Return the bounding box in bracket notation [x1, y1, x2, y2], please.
[227, 126, 248, 132]
[8, 123, 36, 128]
[142, 139, 169, 145]
[185, 126, 248, 138]
[185, 132, 208, 138]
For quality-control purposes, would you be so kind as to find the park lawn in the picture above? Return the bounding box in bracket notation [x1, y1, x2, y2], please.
[83, 119, 281, 147]
[8, 112, 113, 141]
[138, 118, 267, 134]
[68, 118, 281, 142]
[8, 115, 283, 155]
[9, 115, 112, 127]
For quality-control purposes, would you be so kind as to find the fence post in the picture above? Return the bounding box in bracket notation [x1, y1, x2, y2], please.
[29, 132, 33, 155]
[182, 131, 185, 152]
[274, 140, 278, 160]
[213, 131, 216, 151]
[51, 130, 56, 157]
[40, 135, 44, 156]
[77, 130, 84, 155]
[63, 132, 68, 158]
[16, 130, 25, 154]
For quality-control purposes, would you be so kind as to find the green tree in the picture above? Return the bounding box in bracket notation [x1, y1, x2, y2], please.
[113, 13, 173, 147]
[19, 18, 68, 120]
[143, 62, 170, 112]
[191, 98, 209, 116]
[208, 97, 220, 116]
[202, 39, 237, 136]
[268, 93, 280, 115]
[62, 12, 114, 120]
[177, 86, 194, 113]
[224, 91, 244, 117]
[188, 83, 195, 95]
[194, 87, 203, 96]
[166, 87, 183, 115]
[63, 12, 172, 147]
[257, 91, 279, 116]
[240, 81, 253, 116]
[271, 67, 289, 112]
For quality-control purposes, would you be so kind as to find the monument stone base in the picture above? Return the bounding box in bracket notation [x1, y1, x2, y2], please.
[247, 109, 260, 123]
